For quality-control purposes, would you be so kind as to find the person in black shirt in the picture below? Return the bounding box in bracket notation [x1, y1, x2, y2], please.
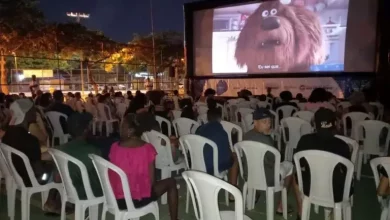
[46, 90, 74, 134]
[293, 108, 352, 220]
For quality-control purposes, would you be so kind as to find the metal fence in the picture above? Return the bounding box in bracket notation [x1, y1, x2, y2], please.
[1, 55, 181, 94]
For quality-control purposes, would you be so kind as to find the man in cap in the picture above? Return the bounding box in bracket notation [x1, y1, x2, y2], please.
[243, 107, 294, 214]
[294, 108, 351, 219]
[1, 99, 48, 186]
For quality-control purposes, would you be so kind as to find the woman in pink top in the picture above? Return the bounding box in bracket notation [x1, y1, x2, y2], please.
[304, 88, 336, 112]
[109, 113, 178, 220]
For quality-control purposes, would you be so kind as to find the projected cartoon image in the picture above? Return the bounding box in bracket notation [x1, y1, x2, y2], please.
[212, 0, 349, 74]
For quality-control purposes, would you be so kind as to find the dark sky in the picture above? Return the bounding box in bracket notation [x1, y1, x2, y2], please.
[38, 0, 194, 43]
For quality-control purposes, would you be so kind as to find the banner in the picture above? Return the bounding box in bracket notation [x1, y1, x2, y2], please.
[202, 77, 344, 98]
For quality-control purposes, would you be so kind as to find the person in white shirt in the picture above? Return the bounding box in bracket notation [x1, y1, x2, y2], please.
[172, 90, 181, 110]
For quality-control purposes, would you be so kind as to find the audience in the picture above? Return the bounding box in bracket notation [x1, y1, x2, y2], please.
[109, 113, 178, 220]
[180, 98, 196, 120]
[274, 90, 298, 110]
[243, 107, 293, 214]
[195, 107, 239, 194]
[293, 108, 352, 219]
[347, 91, 373, 114]
[74, 92, 85, 113]
[46, 90, 74, 134]
[304, 88, 336, 112]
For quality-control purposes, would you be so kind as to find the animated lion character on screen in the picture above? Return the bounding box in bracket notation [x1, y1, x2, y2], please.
[235, 0, 325, 73]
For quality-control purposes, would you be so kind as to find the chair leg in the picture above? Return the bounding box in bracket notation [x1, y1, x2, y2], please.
[242, 183, 248, 210]
[380, 208, 388, 220]
[343, 205, 352, 220]
[7, 182, 16, 220]
[160, 169, 171, 204]
[324, 209, 332, 220]
[21, 191, 30, 220]
[101, 204, 108, 220]
[301, 199, 311, 220]
[282, 188, 288, 220]
[334, 206, 342, 220]
[89, 205, 99, 220]
[357, 151, 363, 180]
[185, 187, 190, 213]
[266, 188, 274, 220]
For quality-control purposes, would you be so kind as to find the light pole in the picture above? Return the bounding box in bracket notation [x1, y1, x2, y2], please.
[66, 12, 90, 23]
[149, 0, 157, 89]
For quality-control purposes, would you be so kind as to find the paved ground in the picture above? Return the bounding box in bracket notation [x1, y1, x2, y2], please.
[0, 164, 382, 220]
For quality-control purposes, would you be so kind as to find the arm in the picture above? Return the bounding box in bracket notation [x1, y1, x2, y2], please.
[149, 161, 156, 185]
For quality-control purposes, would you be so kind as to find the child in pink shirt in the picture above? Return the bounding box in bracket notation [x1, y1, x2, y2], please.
[109, 113, 178, 220]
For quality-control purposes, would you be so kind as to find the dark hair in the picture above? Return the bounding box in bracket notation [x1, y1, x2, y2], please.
[259, 94, 267, 101]
[204, 88, 216, 97]
[122, 112, 154, 138]
[173, 90, 179, 95]
[39, 93, 52, 108]
[308, 88, 328, 103]
[207, 107, 222, 122]
[296, 93, 303, 100]
[127, 91, 133, 100]
[0, 92, 5, 103]
[135, 90, 141, 96]
[280, 91, 293, 102]
[53, 90, 64, 102]
[180, 99, 196, 120]
[88, 93, 94, 98]
[148, 90, 163, 105]
[75, 92, 82, 99]
[126, 93, 147, 114]
[207, 97, 217, 109]
[98, 95, 106, 103]
[67, 92, 74, 98]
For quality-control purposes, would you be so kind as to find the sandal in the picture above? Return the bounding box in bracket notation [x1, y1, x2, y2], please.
[276, 207, 294, 215]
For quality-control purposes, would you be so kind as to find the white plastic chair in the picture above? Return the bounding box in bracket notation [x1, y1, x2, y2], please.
[171, 110, 182, 120]
[337, 101, 352, 111]
[221, 121, 243, 151]
[234, 141, 288, 220]
[236, 108, 254, 129]
[0, 145, 63, 220]
[257, 101, 272, 109]
[179, 134, 229, 212]
[241, 114, 254, 133]
[45, 111, 70, 147]
[294, 150, 354, 220]
[298, 103, 306, 111]
[370, 157, 390, 220]
[198, 113, 208, 125]
[182, 170, 252, 220]
[280, 117, 312, 161]
[155, 115, 172, 137]
[48, 149, 104, 220]
[355, 120, 390, 180]
[266, 97, 273, 105]
[276, 105, 299, 124]
[342, 112, 374, 139]
[172, 118, 200, 137]
[197, 105, 209, 115]
[116, 102, 127, 119]
[143, 130, 186, 204]
[89, 154, 159, 220]
[97, 103, 119, 137]
[0, 144, 15, 218]
[335, 135, 360, 179]
[370, 102, 384, 120]
[293, 111, 314, 123]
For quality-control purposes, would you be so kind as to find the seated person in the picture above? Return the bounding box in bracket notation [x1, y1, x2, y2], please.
[304, 88, 336, 112]
[1, 99, 52, 186]
[56, 112, 103, 200]
[376, 165, 390, 196]
[243, 107, 294, 214]
[46, 90, 74, 134]
[195, 108, 239, 189]
[274, 91, 298, 110]
[109, 113, 178, 220]
[172, 90, 181, 110]
[296, 93, 307, 103]
[198, 88, 216, 103]
[345, 91, 373, 114]
[180, 98, 196, 120]
[294, 108, 352, 219]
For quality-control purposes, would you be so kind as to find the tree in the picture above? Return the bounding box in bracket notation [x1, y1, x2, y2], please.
[0, 0, 53, 93]
[127, 31, 184, 75]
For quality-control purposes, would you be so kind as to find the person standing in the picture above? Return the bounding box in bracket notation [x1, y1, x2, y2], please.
[29, 75, 40, 98]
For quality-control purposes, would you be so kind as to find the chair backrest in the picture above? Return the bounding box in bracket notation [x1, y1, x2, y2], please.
[294, 150, 354, 207]
[45, 111, 68, 137]
[89, 154, 137, 213]
[182, 171, 244, 220]
[242, 114, 254, 132]
[171, 110, 182, 120]
[337, 102, 352, 111]
[281, 117, 312, 149]
[0, 144, 39, 188]
[234, 141, 281, 190]
[335, 135, 359, 167]
[293, 111, 314, 123]
[269, 110, 279, 130]
[48, 149, 96, 201]
[155, 115, 172, 136]
[342, 112, 373, 138]
[355, 120, 390, 155]
[235, 107, 254, 125]
[97, 103, 114, 121]
[237, 101, 252, 109]
[369, 102, 384, 120]
[179, 134, 219, 175]
[370, 157, 390, 203]
[257, 101, 272, 109]
[297, 103, 306, 111]
[276, 105, 298, 121]
[221, 121, 243, 150]
[116, 103, 127, 119]
[172, 118, 200, 137]
[266, 97, 273, 105]
[143, 130, 174, 167]
[0, 144, 13, 178]
[198, 113, 208, 125]
[197, 105, 209, 115]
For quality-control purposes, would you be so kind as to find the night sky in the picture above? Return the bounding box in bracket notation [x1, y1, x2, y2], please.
[38, 0, 195, 43]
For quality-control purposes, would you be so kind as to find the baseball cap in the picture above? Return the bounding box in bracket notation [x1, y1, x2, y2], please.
[67, 112, 93, 137]
[253, 107, 272, 120]
[314, 108, 336, 130]
[9, 99, 34, 125]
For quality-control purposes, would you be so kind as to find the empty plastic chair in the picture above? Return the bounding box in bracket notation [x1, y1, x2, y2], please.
[172, 118, 200, 137]
[45, 111, 70, 147]
[97, 103, 119, 137]
[294, 150, 354, 220]
[276, 105, 299, 124]
[89, 154, 159, 220]
[236, 108, 254, 128]
[182, 170, 252, 220]
[155, 115, 172, 137]
[342, 112, 373, 139]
